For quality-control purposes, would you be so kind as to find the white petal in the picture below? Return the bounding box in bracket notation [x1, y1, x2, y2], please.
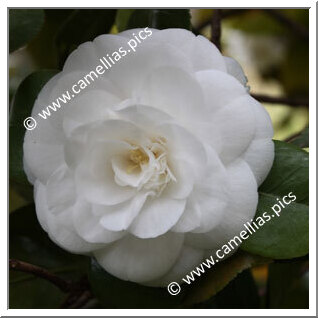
[93, 232, 184, 283]
[138, 28, 227, 72]
[139, 66, 205, 125]
[157, 123, 208, 179]
[118, 28, 159, 38]
[128, 196, 186, 238]
[34, 181, 102, 253]
[163, 158, 194, 200]
[62, 89, 121, 136]
[248, 96, 274, 139]
[224, 56, 248, 88]
[243, 139, 274, 186]
[196, 70, 247, 113]
[210, 95, 257, 164]
[72, 201, 125, 243]
[75, 141, 135, 205]
[97, 39, 192, 97]
[83, 119, 149, 146]
[171, 196, 201, 233]
[46, 165, 76, 213]
[23, 141, 64, 184]
[145, 245, 204, 287]
[188, 147, 229, 233]
[63, 41, 104, 72]
[186, 159, 258, 250]
[97, 192, 149, 231]
[115, 104, 173, 129]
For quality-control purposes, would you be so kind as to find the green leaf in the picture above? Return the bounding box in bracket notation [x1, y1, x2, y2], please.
[126, 9, 191, 30]
[289, 127, 309, 148]
[9, 204, 89, 308]
[267, 259, 309, 308]
[241, 140, 309, 259]
[9, 9, 45, 53]
[9, 70, 59, 198]
[182, 251, 268, 306]
[88, 258, 186, 308]
[260, 140, 309, 205]
[56, 9, 117, 66]
[240, 193, 308, 258]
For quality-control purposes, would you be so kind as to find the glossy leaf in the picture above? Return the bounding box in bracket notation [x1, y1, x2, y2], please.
[241, 140, 309, 259]
[9, 9, 45, 53]
[260, 140, 309, 205]
[289, 127, 309, 148]
[240, 193, 308, 258]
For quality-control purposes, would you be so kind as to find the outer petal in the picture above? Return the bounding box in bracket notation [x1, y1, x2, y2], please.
[224, 56, 248, 88]
[172, 146, 229, 233]
[96, 35, 192, 97]
[93, 232, 184, 283]
[243, 139, 274, 186]
[34, 181, 102, 253]
[139, 66, 205, 125]
[145, 245, 204, 287]
[121, 28, 227, 72]
[62, 89, 121, 137]
[186, 159, 258, 250]
[195, 70, 247, 113]
[241, 96, 274, 185]
[208, 94, 257, 165]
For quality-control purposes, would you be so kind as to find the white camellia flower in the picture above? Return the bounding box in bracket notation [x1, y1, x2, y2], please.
[23, 28, 274, 286]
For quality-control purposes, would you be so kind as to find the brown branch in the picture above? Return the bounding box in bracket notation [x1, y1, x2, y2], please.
[264, 9, 308, 40]
[60, 276, 94, 309]
[10, 259, 94, 308]
[9, 259, 73, 292]
[251, 93, 309, 107]
[196, 9, 249, 32]
[211, 9, 222, 51]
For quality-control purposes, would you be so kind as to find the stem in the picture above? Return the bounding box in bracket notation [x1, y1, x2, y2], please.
[251, 93, 309, 107]
[211, 9, 222, 51]
[9, 259, 73, 293]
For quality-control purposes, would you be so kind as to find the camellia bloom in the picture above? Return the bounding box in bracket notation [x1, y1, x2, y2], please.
[23, 28, 274, 286]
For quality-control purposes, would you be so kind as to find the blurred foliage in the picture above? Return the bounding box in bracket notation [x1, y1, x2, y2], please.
[9, 8, 309, 309]
[267, 258, 309, 309]
[116, 9, 191, 31]
[193, 269, 261, 309]
[56, 9, 117, 67]
[9, 9, 45, 53]
[10, 205, 90, 308]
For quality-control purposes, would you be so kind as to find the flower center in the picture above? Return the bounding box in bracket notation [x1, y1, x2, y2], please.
[125, 137, 176, 195]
